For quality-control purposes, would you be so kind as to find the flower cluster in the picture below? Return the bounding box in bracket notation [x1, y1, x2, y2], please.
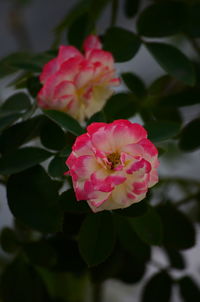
[66, 120, 159, 212]
[37, 35, 120, 122]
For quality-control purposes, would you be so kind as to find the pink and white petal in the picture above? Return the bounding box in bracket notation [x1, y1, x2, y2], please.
[38, 73, 62, 101]
[148, 169, 159, 187]
[58, 56, 83, 81]
[53, 81, 76, 99]
[90, 169, 126, 193]
[57, 45, 83, 64]
[87, 191, 111, 212]
[74, 65, 94, 89]
[70, 155, 98, 180]
[72, 133, 93, 156]
[66, 152, 77, 169]
[91, 125, 116, 153]
[126, 158, 151, 175]
[87, 122, 107, 135]
[122, 143, 143, 157]
[109, 77, 121, 86]
[139, 138, 158, 158]
[99, 121, 147, 151]
[83, 35, 102, 52]
[84, 86, 113, 119]
[39, 58, 58, 84]
[86, 49, 114, 69]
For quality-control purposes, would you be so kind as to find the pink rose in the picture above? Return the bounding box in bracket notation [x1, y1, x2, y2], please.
[37, 35, 120, 122]
[66, 120, 159, 212]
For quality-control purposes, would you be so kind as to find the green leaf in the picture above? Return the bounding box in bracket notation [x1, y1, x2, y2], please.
[44, 110, 84, 136]
[141, 271, 173, 302]
[67, 13, 94, 49]
[53, 0, 110, 47]
[179, 118, 200, 152]
[78, 212, 116, 266]
[0, 53, 30, 78]
[0, 115, 44, 155]
[129, 205, 163, 245]
[59, 189, 91, 214]
[146, 42, 196, 86]
[1, 93, 31, 113]
[122, 72, 146, 98]
[0, 112, 21, 132]
[115, 250, 146, 284]
[115, 198, 148, 217]
[27, 76, 42, 98]
[165, 248, 185, 270]
[40, 118, 66, 151]
[184, 3, 200, 37]
[0, 228, 19, 253]
[0, 257, 50, 302]
[103, 27, 141, 62]
[157, 204, 195, 250]
[24, 241, 57, 268]
[87, 111, 106, 124]
[159, 89, 200, 108]
[48, 235, 86, 273]
[63, 212, 85, 237]
[144, 120, 181, 143]
[0, 147, 52, 175]
[148, 75, 181, 97]
[178, 276, 200, 302]
[124, 0, 140, 18]
[104, 93, 138, 122]
[116, 215, 151, 263]
[137, 1, 187, 37]
[7, 165, 63, 233]
[48, 156, 67, 179]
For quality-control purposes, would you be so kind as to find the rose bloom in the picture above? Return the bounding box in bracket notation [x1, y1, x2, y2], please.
[37, 35, 120, 122]
[66, 120, 159, 212]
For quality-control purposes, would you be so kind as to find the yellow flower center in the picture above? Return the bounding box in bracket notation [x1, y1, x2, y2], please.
[107, 152, 121, 170]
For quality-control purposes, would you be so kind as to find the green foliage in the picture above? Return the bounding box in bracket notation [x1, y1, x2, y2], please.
[128, 205, 163, 245]
[137, 1, 187, 37]
[122, 72, 146, 97]
[0, 147, 52, 175]
[67, 13, 94, 49]
[0, 228, 19, 254]
[78, 212, 116, 266]
[157, 204, 195, 250]
[146, 42, 196, 86]
[1, 93, 31, 113]
[123, 0, 140, 18]
[144, 120, 181, 143]
[104, 93, 138, 121]
[0, 1, 200, 301]
[44, 110, 84, 136]
[179, 118, 200, 151]
[0, 115, 44, 155]
[165, 248, 185, 270]
[59, 189, 91, 214]
[178, 276, 200, 302]
[7, 166, 63, 233]
[141, 271, 173, 302]
[0, 258, 51, 302]
[103, 27, 141, 62]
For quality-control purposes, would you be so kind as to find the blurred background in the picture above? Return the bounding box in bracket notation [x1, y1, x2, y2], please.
[0, 0, 200, 301]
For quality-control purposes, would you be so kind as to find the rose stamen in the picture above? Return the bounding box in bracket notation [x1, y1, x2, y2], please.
[107, 152, 121, 170]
